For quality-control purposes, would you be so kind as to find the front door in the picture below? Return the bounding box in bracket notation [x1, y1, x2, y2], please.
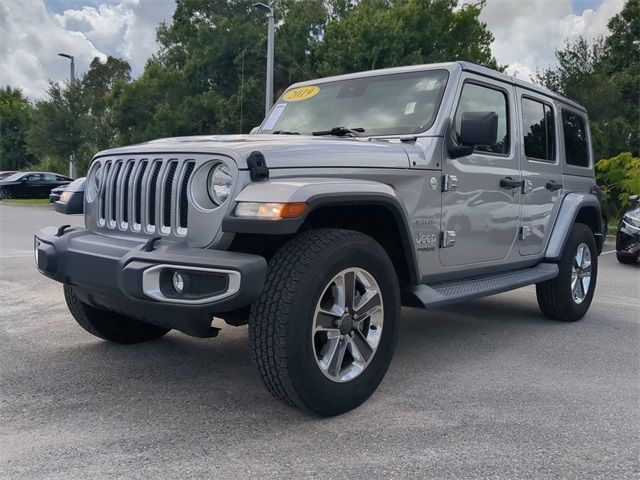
[440, 76, 520, 267]
[517, 90, 563, 255]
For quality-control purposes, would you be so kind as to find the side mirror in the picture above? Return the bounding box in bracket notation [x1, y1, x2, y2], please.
[250, 127, 259, 134]
[20, 177, 29, 182]
[630, 194, 639, 203]
[447, 112, 498, 159]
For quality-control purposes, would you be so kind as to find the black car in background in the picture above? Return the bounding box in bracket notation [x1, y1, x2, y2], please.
[54, 177, 85, 214]
[0, 172, 72, 199]
[0, 171, 18, 180]
[616, 195, 640, 265]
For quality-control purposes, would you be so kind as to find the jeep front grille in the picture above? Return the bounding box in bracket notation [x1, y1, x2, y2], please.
[95, 158, 195, 236]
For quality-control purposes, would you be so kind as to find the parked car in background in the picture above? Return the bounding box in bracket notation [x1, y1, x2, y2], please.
[0, 171, 18, 181]
[54, 177, 85, 214]
[0, 172, 72, 199]
[616, 195, 640, 264]
[49, 185, 66, 203]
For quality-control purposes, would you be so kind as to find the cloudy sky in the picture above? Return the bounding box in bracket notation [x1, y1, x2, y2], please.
[0, 0, 626, 99]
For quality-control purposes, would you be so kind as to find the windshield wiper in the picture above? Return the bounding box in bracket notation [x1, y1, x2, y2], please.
[312, 126, 366, 137]
[272, 130, 300, 135]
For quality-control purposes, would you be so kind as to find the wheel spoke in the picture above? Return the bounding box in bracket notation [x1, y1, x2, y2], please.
[328, 338, 348, 377]
[575, 245, 584, 267]
[320, 337, 340, 371]
[581, 277, 590, 296]
[344, 271, 356, 311]
[351, 329, 374, 362]
[316, 310, 339, 329]
[354, 290, 381, 318]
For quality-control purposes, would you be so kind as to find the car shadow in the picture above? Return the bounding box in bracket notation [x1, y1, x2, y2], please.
[34, 292, 563, 421]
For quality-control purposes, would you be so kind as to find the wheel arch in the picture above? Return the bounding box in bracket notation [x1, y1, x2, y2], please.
[545, 192, 604, 261]
[223, 179, 420, 285]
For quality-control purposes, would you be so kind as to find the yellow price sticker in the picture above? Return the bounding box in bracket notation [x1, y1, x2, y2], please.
[282, 86, 320, 102]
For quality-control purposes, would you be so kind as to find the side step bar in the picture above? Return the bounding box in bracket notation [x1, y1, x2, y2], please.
[404, 263, 559, 309]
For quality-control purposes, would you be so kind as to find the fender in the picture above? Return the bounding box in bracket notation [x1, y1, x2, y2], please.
[545, 192, 603, 261]
[222, 177, 420, 283]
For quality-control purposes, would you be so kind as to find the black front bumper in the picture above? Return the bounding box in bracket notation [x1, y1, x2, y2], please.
[35, 227, 267, 337]
[616, 222, 640, 260]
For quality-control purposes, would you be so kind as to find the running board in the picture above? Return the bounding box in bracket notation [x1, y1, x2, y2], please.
[404, 263, 559, 309]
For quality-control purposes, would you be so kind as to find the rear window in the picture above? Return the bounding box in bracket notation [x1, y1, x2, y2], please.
[562, 110, 589, 167]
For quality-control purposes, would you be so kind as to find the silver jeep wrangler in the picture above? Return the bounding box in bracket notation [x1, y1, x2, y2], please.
[35, 62, 604, 415]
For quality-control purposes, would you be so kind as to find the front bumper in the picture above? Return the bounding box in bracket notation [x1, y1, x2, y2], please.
[616, 221, 640, 260]
[35, 227, 267, 337]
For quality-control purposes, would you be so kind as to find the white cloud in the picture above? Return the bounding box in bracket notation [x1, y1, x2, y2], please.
[0, 0, 626, 99]
[0, 0, 174, 99]
[470, 0, 626, 81]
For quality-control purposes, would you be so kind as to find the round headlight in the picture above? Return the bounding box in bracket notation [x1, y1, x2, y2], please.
[207, 163, 233, 205]
[86, 164, 101, 203]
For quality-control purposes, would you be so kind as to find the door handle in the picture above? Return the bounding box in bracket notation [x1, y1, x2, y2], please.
[499, 177, 522, 190]
[545, 180, 563, 192]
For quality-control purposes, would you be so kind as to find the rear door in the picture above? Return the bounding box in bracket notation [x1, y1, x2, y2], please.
[440, 75, 520, 267]
[517, 90, 563, 255]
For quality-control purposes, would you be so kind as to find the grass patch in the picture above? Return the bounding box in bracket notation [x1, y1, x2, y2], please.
[0, 198, 51, 206]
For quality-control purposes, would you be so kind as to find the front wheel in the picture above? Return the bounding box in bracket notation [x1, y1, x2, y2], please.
[249, 229, 400, 416]
[64, 285, 170, 344]
[536, 223, 598, 322]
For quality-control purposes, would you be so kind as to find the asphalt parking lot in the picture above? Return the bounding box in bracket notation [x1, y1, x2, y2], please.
[0, 203, 638, 479]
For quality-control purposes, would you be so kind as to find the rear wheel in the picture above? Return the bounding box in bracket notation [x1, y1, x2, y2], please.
[249, 229, 399, 416]
[536, 223, 598, 322]
[64, 285, 170, 344]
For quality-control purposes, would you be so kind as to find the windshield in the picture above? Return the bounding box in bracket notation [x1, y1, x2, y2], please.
[260, 69, 449, 136]
[3, 173, 24, 182]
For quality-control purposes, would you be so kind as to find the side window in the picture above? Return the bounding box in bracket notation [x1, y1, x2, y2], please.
[562, 110, 589, 167]
[521, 97, 555, 161]
[455, 82, 509, 155]
[43, 174, 57, 182]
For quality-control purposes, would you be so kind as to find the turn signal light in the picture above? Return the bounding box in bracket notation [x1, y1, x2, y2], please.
[235, 202, 308, 219]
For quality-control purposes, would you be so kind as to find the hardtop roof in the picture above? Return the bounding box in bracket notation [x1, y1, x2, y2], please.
[288, 61, 587, 113]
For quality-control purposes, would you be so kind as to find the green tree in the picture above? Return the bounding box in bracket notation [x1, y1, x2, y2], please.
[27, 56, 132, 175]
[536, 0, 639, 160]
[315, 0, 501, 76]
[0, 87, 35, 170]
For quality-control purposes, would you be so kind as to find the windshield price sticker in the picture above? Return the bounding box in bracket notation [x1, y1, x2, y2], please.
[282, 86, 320, 102]
[262, 103, 287, 130]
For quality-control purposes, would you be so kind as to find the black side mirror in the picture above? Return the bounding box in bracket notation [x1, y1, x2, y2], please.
[20, 177, 29, 182]
[630, 195, 639, 203]
[447, 111, 499, 159]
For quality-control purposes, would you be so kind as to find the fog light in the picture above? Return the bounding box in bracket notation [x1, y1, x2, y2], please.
[172, 271, 185, 293]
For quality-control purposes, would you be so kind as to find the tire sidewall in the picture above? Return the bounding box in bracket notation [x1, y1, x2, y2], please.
[284, 234, 399, 415]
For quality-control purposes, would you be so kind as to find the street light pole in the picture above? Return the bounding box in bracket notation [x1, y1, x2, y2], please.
[252, 3, 274, 116]
[58, 53, 77, 179]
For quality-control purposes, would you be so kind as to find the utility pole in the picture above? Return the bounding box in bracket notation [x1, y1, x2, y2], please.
[57, 53, 77, 179]
[252, 3, 274, 116]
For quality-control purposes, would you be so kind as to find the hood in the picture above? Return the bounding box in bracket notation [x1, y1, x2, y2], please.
[96, 134, 413, 170]
[0, 181, 20, 186]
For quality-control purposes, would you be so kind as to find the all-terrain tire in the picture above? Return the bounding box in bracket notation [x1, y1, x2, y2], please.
[536, 223, 598, 322]
[248, 229, 400, 416]
[64, 285, 170, 344]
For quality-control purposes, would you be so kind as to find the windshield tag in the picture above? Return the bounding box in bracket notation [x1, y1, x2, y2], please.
[262, 104, 287, 130]
[404, 102, 417, 115]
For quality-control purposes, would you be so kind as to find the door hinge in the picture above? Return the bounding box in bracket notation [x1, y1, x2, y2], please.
[519, 225, 531, 240]
[442, 174, 459, 192]
[522, 180, 533, 194]
[440, 230, 457, 248]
